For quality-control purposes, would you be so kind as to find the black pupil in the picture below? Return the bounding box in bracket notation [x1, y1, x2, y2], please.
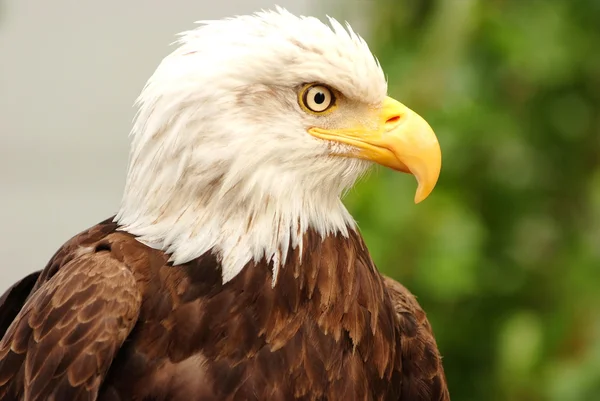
[314, 91, 326, 105]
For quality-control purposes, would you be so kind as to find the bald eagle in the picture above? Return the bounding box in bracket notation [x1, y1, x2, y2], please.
[0, 8, 448, 401]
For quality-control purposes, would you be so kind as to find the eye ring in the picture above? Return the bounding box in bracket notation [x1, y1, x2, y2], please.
[299, 84, 336, 114]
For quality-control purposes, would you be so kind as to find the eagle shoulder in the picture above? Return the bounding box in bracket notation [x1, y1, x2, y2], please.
[0, 236, 142, 401]
[383, 275, 450, 401]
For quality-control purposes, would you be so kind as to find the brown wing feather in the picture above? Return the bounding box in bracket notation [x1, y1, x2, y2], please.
[0, 271, 40, 339]
[0, 252, 141, 401]
[383, 275, 450, 401]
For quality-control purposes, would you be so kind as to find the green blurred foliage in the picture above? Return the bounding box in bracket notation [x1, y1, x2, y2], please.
[347, 0, 600, 400]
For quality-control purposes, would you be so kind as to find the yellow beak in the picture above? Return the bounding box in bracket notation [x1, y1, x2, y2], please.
[309, 96, 441, 203]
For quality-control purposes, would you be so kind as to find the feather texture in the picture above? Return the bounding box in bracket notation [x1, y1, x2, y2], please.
[0, 218, 449, 400]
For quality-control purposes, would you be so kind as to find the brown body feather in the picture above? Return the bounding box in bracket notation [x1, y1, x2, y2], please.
[0, 217, 449, 401]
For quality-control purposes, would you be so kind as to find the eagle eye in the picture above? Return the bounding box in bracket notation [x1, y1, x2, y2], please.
[299, 84, 336, 114]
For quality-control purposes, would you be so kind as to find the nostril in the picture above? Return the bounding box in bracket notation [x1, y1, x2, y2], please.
[385, 115, 401, 127]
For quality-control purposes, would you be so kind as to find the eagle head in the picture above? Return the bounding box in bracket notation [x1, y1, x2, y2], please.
[116, 7, 441, 284]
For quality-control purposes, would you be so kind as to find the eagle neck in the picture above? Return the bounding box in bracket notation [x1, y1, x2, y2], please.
[116, 170, 358, 286]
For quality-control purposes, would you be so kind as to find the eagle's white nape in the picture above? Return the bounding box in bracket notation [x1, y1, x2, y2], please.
[115, 7, 388, 286]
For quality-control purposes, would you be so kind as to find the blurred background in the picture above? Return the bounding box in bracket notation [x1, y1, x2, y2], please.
[1, 0, 599, 400]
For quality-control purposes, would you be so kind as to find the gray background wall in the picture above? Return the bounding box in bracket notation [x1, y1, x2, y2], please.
[0, 0, 370, 290]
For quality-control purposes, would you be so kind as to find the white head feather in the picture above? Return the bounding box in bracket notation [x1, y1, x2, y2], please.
[115, 7, 388, 285]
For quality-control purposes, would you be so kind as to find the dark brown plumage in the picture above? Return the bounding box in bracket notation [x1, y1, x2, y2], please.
[0, 217, 449, 401]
